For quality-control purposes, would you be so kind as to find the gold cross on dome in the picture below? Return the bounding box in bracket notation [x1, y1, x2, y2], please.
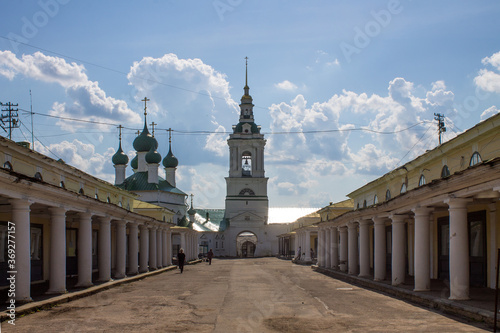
[150, 122, 157, 137]
[141, 97, 150, 116]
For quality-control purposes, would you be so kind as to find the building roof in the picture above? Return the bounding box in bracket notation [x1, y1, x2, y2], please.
[117, 171, 187, 196]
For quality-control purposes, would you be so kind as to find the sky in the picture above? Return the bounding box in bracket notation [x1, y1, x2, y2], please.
[0, 1, 500, 209]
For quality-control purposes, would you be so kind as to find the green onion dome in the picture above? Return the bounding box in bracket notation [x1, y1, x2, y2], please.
[133, 122, 158, 152]
[112, 143, 129, 165]
[162, 145, 179, 168]
[145, 145, 161, 164]
[130, 154, 138, 169]
[187, 206, 196, 215]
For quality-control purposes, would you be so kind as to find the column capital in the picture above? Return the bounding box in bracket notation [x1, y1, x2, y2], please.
[412, 207, 433, 217]
[444, 197, 472, 209]
[78, 212, 93, 221]
[127, 221, 139, 228]
[338, 225, 348, 232]
[373, 216, 389, 225]
[358, 219, 372, 226]
[48, 206, 67, 216]
[389, 214, 409, 224]
[8, 198, 32, 210]
[97, 216, 111, 224]
[113, 219, 127, 227]
[347, 221, 358, 229]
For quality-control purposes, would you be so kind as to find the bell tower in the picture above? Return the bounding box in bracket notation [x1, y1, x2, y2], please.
[224, 58, 269, 225]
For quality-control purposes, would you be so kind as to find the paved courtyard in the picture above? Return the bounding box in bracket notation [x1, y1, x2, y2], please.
[2, 258, 490, 332]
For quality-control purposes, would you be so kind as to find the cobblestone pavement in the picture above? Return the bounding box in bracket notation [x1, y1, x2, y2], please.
[1, 258, 490, 332]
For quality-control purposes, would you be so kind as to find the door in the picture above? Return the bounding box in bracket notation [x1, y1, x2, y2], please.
[66, 228, 78, 275]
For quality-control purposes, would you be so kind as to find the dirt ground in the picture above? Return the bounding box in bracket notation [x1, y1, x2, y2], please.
[1, 258, 490, 332]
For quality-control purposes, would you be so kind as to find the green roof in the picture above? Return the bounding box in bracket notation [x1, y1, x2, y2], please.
[117, 171, 187, 196]
[194, 209, 227, 231]
[234, 121, 260, 134]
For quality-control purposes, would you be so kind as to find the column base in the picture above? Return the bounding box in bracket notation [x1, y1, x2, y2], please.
[75, 282, 94, 288]
[46, 289, 67, 295]
[358, 274, 370, 278]
[413, 288, 431, 292]
[127, 270, 139, 276]
[96, 278, 112, 283]
[449, 296, 470, 301]
[15, 297, 33, 304]
[139, 268, 148, 273]
[113, 273, 126, 279]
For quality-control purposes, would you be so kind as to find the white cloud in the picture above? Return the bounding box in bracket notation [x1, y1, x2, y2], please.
[0, 51, 140, 129]
[35, 139, 115, 183]
[480, 106, 499, 121]
[274, 80, 298, 91]
[127, 53, 238, 165]
[474, 51, 500, 93]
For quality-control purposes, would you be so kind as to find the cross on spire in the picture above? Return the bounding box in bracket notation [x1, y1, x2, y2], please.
[135, 130, 140, 136]
[141, 97, 150, 116]
[117, 125, 124, 142]
[150, 122, 157, 137]
[167, 127, 173, 144]
[190, 193, 194, 207]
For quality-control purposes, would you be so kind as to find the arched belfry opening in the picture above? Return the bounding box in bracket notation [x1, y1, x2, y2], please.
[236, 231, 257, 257]
[242, 151, 252, 177]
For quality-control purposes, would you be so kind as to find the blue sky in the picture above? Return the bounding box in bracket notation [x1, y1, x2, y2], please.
[1, 1, 499, 208]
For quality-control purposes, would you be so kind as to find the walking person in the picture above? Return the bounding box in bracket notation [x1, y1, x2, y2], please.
[177, 248, 186, 273]
[207, 249, 214, 265]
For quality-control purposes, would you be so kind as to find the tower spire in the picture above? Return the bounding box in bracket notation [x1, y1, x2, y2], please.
[243, 57, 250, 98]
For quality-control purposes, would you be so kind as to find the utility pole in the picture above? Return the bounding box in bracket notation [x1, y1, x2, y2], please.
[1, 102, 20, 140]
[434, 113, 446, 145]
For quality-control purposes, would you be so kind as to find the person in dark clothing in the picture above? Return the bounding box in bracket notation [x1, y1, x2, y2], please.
[207, 249, 214, 265]
[177, 248, 186, 273]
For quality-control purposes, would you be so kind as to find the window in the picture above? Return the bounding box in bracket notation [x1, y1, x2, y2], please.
[242, 152, 252, 177]
[373, 195, 378, 205]
[441, 165, 450, 178]
[79, 188, 85, 195]
[418, 175, 426, 186]
[34, 172, 43, 181]
[60, 181, 65, 189]
[239, 188, 255, 196]
[107, 196, 111, 203]
[2, 161, 12, 171]
[400, 183, 407, 194]
[118, 201, 122, 207]
[363, 200, 367, 208]
[385, 189, 391, 201]
[356, 202, 360, 209]
[469, 152, 482, 166]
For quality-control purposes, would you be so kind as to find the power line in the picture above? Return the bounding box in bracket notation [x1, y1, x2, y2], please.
[392, 122, 434, 169]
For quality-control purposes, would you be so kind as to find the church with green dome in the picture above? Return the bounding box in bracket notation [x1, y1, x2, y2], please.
[112, 100, 188, 225]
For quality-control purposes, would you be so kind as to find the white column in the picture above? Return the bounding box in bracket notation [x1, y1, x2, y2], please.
[348, 222, 358, 275]
[330, 227, 339, 269]
[162, 229, 168, 267]
[139, 224, 149, 273]
[97, 217, 111, 282]
[149, 227, 157, 270]
[114, 220, 127, 279]
[305, 230, 311, 261]
[324, 227, 331, 268]
[157, 227, 163, 268]
[10, 199, 32, 302]
[76, 213, 93, 287]
[166, 230, 172, 265]
[429, 214, 435, 279]
[390, 214, 407, 286]
[180, 231, 186, 255]
[359, 219, 371, 277]
[373, 217, 387, 281]
[339, 226, 348, 272]
[47, 207, 67, 294]
[128, 222, 139, 275]
[446, 198, 471, 300]
[317, 229, 323, 266]
[412, 207, 432, 291]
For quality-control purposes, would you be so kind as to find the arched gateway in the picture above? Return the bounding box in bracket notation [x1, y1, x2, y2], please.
[236, 231, 257, 257]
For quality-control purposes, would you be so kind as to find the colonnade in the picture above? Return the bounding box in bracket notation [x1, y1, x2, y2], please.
[8, 198, 177, 303]
[316, 199, 478, 300]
